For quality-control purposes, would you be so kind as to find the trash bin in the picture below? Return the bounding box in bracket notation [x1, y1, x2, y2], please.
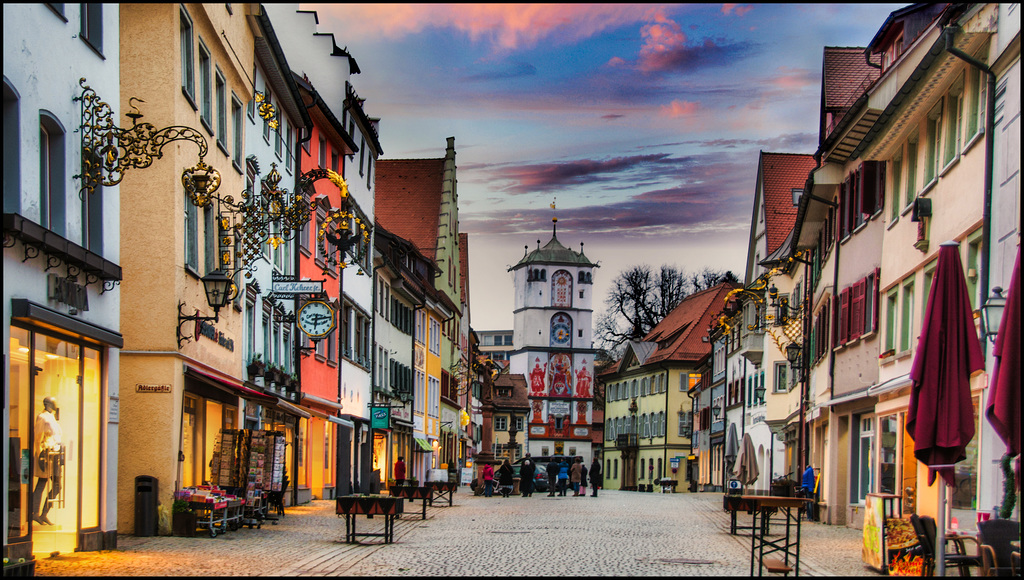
[135, 475, 158, 536]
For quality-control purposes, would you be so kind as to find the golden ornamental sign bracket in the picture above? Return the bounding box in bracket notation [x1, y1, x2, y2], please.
[75, 78, 220, 201]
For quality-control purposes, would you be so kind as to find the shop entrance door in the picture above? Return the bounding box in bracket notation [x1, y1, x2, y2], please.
[7, 328, 102, 556]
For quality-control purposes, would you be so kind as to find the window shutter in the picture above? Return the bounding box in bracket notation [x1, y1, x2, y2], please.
[832, 294, 840, 346]
[875, 162, 886, 213]
[839, 288, 850, 344]
[850, 279, 865, 340]
[873, 267, 881, 333]
[861, 162, 877, 215]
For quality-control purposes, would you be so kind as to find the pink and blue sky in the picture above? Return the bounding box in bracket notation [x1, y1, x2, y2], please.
[312, 3, 905, 330]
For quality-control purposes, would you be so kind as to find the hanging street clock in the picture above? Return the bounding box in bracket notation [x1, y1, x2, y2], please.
[297, 300, 336, 338]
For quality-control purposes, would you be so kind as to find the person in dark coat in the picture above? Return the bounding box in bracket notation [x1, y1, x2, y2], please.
[589, 457, 603, 497]
[519, 454, 536, 497]
[547, 458, 560, 496]
[579, 461, 588, 497]
[497, 458, 514, 498]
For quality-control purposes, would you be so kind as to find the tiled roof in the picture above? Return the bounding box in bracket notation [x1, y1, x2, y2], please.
[760, 152, 817, 255]
[375, 158, 445, 261]
[822, 47, 879, 112]
[492, 373, 530, 410]
[643, 282, 739, 365]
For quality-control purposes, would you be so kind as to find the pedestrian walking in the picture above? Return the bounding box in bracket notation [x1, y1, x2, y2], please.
[520, 454, 536, 497]
[579, 461, 588, 497]
[557, 457, 570, 496]
[498, 459, 514, 498]
[547, 458, 559, 496]
[482, 463, 495, 497]
[802, 464, 819, 521]
[589, 457, 602, 497]
[570, 457, 583, 496]
[393, 456, 406, 487]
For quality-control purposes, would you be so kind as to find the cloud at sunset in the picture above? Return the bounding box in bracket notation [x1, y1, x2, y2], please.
[661, 100, 701, 117]
[721, 4, 755, 17]
[317, 4, 654, 52]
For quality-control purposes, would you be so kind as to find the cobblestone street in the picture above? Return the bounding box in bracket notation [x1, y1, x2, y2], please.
[34, 490, 883, 577]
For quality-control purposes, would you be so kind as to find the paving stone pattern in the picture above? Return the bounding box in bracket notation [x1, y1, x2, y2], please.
[33, 491, 883, 577]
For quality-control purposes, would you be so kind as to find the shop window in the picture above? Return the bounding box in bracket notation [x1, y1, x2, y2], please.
[879, 414, 900, 495]
[850, 415, 874, 505]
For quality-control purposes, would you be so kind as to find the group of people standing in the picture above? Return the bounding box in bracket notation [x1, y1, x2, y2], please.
[480, 455, 602, 498]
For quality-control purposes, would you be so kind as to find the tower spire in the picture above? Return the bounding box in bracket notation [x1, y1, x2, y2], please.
[550, 197, 557, 237]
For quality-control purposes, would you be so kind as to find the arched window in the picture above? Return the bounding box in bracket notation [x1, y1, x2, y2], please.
[551, 269, 573, 307]
[640, 457, 645, 476]
[4, 80, 21, 214]
[39, 110, 66, 236]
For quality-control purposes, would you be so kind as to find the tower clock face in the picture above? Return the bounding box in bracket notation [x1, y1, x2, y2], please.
[297, 300, 335, 338]
[551, 313, 572, 346]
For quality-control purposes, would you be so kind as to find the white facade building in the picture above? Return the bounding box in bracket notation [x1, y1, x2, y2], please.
[507, 225, 599, 462]
[4, 3, 121, 559]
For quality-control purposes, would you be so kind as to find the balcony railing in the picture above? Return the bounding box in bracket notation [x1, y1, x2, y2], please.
[616, 433, 638, 449]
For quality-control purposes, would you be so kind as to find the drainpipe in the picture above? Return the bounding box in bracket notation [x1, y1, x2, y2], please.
[943, 26, 996, 354]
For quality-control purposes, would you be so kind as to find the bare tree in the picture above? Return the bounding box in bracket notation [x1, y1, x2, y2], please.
[596, 264, 738, 354]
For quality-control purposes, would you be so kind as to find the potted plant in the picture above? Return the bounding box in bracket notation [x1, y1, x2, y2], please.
[171, 499, 196, 537]
[247, 354, 265, 378]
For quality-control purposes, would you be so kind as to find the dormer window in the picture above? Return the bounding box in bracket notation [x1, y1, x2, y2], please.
[792, 188, 802, 206]
[882, 34, 903, 71]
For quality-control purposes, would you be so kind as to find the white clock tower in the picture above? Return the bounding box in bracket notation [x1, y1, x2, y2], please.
[508, 218, 599, 463]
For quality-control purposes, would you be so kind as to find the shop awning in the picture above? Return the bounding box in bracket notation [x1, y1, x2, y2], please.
[301, 392, 343, 411]
[413, 437, 433, 452]
[867, 373, 912, 398]
[185, 366, 277, 404]
[276, 398, 311, 419]
[822, 387, 876, 407]
[11, 298, 124, 348]
[327, 415, 355, 428]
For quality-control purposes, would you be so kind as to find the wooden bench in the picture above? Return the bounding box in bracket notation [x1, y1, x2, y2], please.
[761, 557, 792, 576]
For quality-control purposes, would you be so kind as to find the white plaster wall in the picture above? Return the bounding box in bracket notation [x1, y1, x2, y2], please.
[3, 2, 121, 540]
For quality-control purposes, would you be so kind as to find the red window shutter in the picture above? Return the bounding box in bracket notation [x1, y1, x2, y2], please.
[831, 294, 839, 346]
[839, 288, 850, 344]
[875, 162, 886, 213]
[872, 267, 881, 333]
[861, 162, 877, 215]
[850, 279, 865, 340]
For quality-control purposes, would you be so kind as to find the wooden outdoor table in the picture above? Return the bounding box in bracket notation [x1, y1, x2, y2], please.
[428, 481, 458, 506]
[741, 495, 812, 576]
[724, 495, 762, 536]
[335, 496, 402, 544]
[388, 486, 431, 519]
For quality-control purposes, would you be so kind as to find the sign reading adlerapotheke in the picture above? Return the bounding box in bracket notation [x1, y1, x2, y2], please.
[371, 406, 390, 429]
[271, 280, 323, 294]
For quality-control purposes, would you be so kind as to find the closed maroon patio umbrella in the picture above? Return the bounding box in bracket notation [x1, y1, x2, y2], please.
[986, 248, 1020, 487]
[907, 241, 984, 576]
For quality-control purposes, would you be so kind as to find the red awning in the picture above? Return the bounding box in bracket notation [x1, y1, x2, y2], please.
[185, 366, 278, 404]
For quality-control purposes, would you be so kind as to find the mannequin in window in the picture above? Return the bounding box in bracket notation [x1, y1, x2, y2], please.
[33, 396, 63, 526]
